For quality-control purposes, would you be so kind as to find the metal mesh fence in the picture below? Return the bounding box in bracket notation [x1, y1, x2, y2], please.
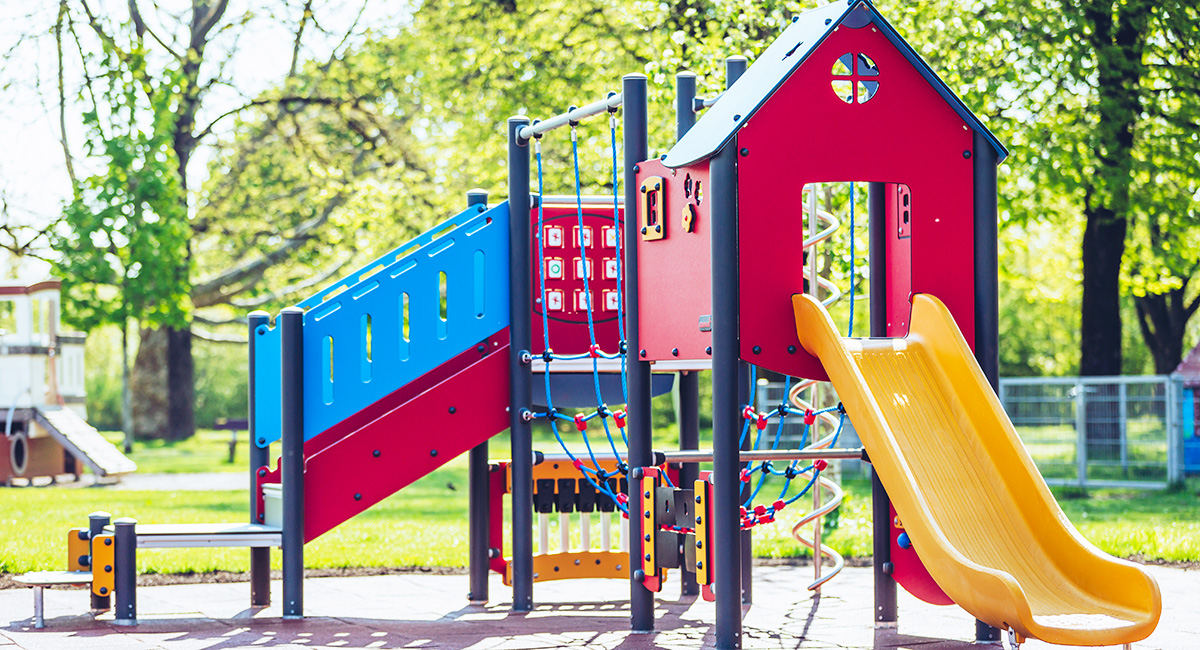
[754, 376, 1184, 489]
[999, 376, 1181, 489]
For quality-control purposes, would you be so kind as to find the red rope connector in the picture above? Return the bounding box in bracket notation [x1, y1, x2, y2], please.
[804, 409, 816, 425]
[613, 410, 627, 428]
[574, 413, 588, 431]
[753, 504, 767, 516]
[742, 406, 755, 420]
[572, 458, 583, 470]
[616, 493, 628, 505]
[739, 468, 751, 482]
[760, 513, 775, 524]
[589, 343, 601, 358]
[742, 517, 756, 529]
[773, 499, 786, 512]
[756, 413, 768, 431]
[740, 506, 747, 519]
[814, 459, 828, 471]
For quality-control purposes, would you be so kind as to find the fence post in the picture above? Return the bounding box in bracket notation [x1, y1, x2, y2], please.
[1075, 378, 1087, 488]
[1119, 381, 1128, 478]
[1167, 377, 1179, 484]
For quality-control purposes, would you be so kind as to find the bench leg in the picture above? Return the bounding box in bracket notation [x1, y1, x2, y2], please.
[113, 518, 137, 626]
[33, 586, 43, 629]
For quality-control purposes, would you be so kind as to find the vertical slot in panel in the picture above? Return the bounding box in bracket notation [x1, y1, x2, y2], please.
[438, 271, 449, 340]
[400, 293, 410, 361]
[322, 335, 335, 405]
[361, 314, 372, 383]
[473, 250, 486, 318]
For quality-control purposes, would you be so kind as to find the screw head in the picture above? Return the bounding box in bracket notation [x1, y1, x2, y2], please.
[448, 406, 457, 414]
[373, 449, 381, 458]
[633, 165, 640, 173]
[639, 349, 647, 357]
[671, 348, 679, 357]
[644, 554, 652, 561]
[788, 345, 797, 354]
[644, 534, 652, 542]
[739, 148, 749, 156]
[705, 346, 712, 355]
[430, 449, 438, 457]
[257, 468, 267, 477]
[752, 346, 761, 354]
[695, 496, 702, 504]
[355, 493, 362, 501]
[644, 510, 651, 519]
[963, 150, 972, 159]
[733, 114, 741, 121]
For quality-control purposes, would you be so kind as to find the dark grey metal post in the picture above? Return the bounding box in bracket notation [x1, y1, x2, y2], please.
[280, 306, 305, 619]
[507, 117, 535, 613]
[676, 71, 697, 139]
[113, 518, 136, 625]
[675, 70, 701, 599]
[711, 134, 741, 649]
[678, 371, 701, 597]
[726, 54, 752, 611]
[972, 132, 1002, 644]
[88, 511, 111, 611]
[622, 73, 655, 633]
[467, 188, 491, 605]
[867, 182, 897, 626]
[248, 310, 271, 607]
[726, 56, 748, 86]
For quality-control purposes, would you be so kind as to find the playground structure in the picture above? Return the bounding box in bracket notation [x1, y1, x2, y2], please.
[0, 279, 135, 485]
[17, 1, 1164, 648]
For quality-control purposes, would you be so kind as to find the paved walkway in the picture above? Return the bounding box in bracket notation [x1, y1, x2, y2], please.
[1, 565, 1194, 649]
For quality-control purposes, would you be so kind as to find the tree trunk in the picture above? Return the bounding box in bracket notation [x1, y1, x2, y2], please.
[1079, 208, 1126, 462]
[1134, 286, 1197, 375]
[131, 326, 195, 441]
[121, 321, 134, 454]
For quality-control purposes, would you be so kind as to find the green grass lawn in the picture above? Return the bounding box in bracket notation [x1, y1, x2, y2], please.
[99, 429, 251, 474]
[2, 451, 1196, 576]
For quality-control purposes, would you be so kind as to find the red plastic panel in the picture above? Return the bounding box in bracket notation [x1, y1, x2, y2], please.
[737, 24, 976, 380]
[634, 159, 714, 362]
[889, 503, 954, 605]
[302, 329, 511, 542]
[885, 183, 914, 336]
[531, 202, 624, 357]
[489, 461, 509, 576]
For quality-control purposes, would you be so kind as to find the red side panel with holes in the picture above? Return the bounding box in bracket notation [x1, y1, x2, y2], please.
[634, 159, 714, 362]
[301, 329, 511, 542]
[738, 24, 969, 603]
[531, 202, 624, 356]
[738, 22, 976, 386]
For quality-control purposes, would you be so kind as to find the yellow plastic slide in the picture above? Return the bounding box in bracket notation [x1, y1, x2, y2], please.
[792, 293, 1161, 646]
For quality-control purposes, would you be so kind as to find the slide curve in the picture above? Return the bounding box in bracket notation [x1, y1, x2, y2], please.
[792, 293, 1160, 646]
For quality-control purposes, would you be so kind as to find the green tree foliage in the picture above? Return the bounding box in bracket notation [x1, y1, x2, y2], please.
[56, 46, 191, 334]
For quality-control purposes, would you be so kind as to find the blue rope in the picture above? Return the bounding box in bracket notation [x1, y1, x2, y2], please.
[848, 182, 856, 337]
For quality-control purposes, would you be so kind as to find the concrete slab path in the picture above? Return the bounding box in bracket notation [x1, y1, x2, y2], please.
[1, 565, 1194, 649]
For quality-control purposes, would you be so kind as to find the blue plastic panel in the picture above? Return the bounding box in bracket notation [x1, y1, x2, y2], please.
[252, 322, 281, 447]
[253, 202, 511, 447]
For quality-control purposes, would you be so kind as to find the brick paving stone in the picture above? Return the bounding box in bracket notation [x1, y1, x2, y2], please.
[1, 565, 1195, 649]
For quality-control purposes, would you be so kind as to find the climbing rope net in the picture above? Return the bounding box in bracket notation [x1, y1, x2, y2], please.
[528, 106, 859, 588]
